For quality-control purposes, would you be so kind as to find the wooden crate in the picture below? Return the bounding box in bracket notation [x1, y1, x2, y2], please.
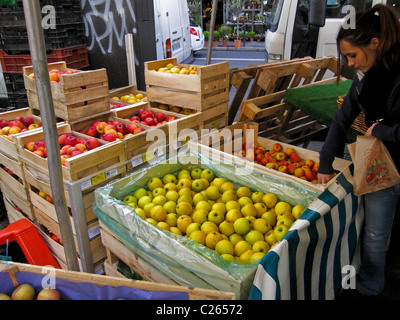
[144, 58, 229, 111]
[23, 61, 110, 122]
[109, 85, 148, 109]
[2, 194, 33, 223]
[196, 121, 351, 194]
[229, 57, 340, 124]
[13, 123, 126, 182]
[0, 261, 236, 300]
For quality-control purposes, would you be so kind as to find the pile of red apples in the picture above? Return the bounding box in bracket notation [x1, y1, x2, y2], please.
[0, 115, 41, 141]
[129, 108, 176, 127]
[27, 68, 81, 83]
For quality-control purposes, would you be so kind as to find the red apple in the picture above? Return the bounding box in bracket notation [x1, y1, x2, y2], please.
[155, 112, 166, 122]
[28, 123, 40, 130]
[126, 123, 137, 134]
[58, 133, 69, 146]
[133, 127, 145, 134]
[33, 140, 46, 151]
[85, 137, 101, 150]
[21, 116, 34, 127]
[129, 115, 141, 122]
[166, 115, 176, 122]
[102, 133, 117, 142]
[86, 126, 98, 137]
[64, 135, 79, 146]
[25, 141, 35, 152]
[115, 122, 127, 134]
[0, 119, 8, 128]
[272, 143, 282, 152]
[144, 117, 156, 126]
[290, 152, 301, 163]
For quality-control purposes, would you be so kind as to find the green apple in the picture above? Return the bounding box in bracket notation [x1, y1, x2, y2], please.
[225, 208, 242, 222]
[219, 220, 235, 236]
[163, 200, 177, 213]
[162, 173, 177, 185]
[252, 240, 270, 253]
[178, 178, 192, 190]
[200, 178, 210, 189]
[215, 239, 234, 256]
[123, 194, 137, 204]
[143, 202, 157, 217]
[138, 195, 153, 208]
[150, 205, 167, 222]
[192, 208, 209, 224]
[134, 208, 146, 219]
[253, 218, 272, 234]
[249, 251, 266, 263]
[262, 193, 278, 209]
[233, 217, 251, 235]
[208, 210, 224, 225]
[236, 186, 251, 198]
[221, 189, 237, 203]
[133, 187, 148, 199]
[292, 204, 306, 220]
[205, 185, 221, 201]
[261, 210, 277, 227]
[245, 230, 264, 245]
[176, 202, 193, 216]
[193, 192, 208, 206]
[275, 201, 292, 215]
[147, 177, 163, 191]
[165, 213, 178, 227]
[225, 200, 241, 212]
[157, 221, 170, 231]
[234, 240, 252, 257]
[251, 191, 265, 203]
[165, 190, 179, 202]
[277, 211, 294, 221]
[192, 178, 206, 192]
[164, 182, 178, 192]
[273, 224, 289, 242]
[254, 202, 268, 217]
[127, 202, 138, 209]
[177, 194, 193, 206]
[177, 215, 193, 233]
[205, 231, 224, 250]
[152, 187, 166, 197]
[200, 168, 215, 182]
[210, 177, 226, 188]
[185, 222, 201, 236]
[220, 181, 236, 193]
[189, 230, 206, 245]
[229, 233, 244, 246]
[238, 196, 253, 207]
[152, 195, 167, 206]
[245, 215, 256, 228]
[190, 167, 203, 179]
[195, 200, 211, 212]
[221, 253, 235, 261]
[201, 221, 219, 235]
[276, 217, 294, 229]
[241, 203, 258, 217]
[212, 202, 226, 215]
[177, 169, 191, 180]
[265, 229, 277, 246]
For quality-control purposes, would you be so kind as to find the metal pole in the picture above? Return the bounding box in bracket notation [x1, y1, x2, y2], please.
[206, 0, 218, 65]
[22, 0, 79, 271]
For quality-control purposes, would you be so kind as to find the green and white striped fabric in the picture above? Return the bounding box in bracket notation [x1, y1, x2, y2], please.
[249, 167, 364, 300]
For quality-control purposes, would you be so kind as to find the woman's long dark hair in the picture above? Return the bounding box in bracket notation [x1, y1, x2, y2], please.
[337, 4, 400, 74]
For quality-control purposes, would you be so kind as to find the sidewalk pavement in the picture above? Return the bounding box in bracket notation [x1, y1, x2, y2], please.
[200, 40, 266, 52]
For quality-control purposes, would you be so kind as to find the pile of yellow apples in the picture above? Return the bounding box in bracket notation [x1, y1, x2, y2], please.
[122, 167, 306, 264]
[156, 63, 197, 75]
[111, 92, 147, 106]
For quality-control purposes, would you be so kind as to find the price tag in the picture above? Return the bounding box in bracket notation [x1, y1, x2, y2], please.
[80, 179, 92, 191]
[131, 154, 144, 168]
[91, 172, 106, 186]
[105, 167, 118, 179]
[88, 224, 100, 239]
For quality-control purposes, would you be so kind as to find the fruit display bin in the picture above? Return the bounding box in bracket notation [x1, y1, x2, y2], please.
[23, 61, 109, 122]
[13, 123, 126, 182]
[0, 261, 236, 300]
[197, 121, 351, 194]
[93, 147, 319, 299]
[144, 58, 229, 111]
[109, 85, 148, 109]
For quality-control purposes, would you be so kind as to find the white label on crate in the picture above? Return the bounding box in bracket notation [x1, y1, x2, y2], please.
[80, 179, 92, 191]
[105, 167, 118, 179]
[88, 224, 101, 239]
[131, 154, 144, 168]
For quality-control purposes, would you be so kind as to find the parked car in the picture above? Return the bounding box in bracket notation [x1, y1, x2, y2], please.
[189, 17, 204, 51]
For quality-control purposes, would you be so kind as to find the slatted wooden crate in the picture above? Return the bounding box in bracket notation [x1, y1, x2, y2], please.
[109, 85, 148, 109]
[144, 58, 229, 111]
[195, 121, 351, 194]
[229, 56, 340, 125]
[13, 123, 126, 182]
[0, 261, 236, 300]
[23, 61, 110, 122]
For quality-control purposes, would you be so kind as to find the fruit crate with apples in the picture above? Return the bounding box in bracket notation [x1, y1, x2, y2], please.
[144, 58, 229, 111]
[23, 61, 109, 122]
[0, 261, 236, 300]
[2, 194, 33, 223]
[93, 148, 318, 299]
[13, 123, 126, 182]
[197, 121, 351, 194]
[109, 85, 148, 109]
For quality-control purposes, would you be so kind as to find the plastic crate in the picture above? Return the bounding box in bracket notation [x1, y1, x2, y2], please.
[3, 73, 25, 96]
[0, 45, 89, 73]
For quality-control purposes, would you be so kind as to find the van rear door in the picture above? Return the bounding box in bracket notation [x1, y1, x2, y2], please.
[165, 0, 185, 62]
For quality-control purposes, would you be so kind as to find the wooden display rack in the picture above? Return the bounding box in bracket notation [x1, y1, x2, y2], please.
[144, 58, 229, 111]
[23, 61, 110, 122]
[0, 261, 236, 300]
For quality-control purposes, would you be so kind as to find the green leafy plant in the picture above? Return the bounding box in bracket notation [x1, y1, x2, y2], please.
[218, 25, 231, 40]
[213, 31, 220, 41]
[248, 31, 256, 39]
[204, 31, 210, 41]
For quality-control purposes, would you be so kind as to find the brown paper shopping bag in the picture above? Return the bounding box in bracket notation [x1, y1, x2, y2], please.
[348, 135, 400, 195]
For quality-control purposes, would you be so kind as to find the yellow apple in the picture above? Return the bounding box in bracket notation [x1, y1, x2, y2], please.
[175, 201, 193, 216]
[241, 203, 258, 217]
[157, 221, 170, 231]
[205, 185, 221, 201]
[165, 190, 179, 202]
[177, 215, 193, 233]
[253, 218, 272, 234]
[165, 213, 178, 227]
[150, 205, 167, 222]
[234, 240, 252, 257]
[152, 195, 167, 206]
[147, 177, 163, 191]
[292, 204, 306, 220]
[245, 230, 265, 245]
[251, 191, 265, 203]
[215, 239, 234, 256]
[164, 182, 178, 192]
[170, 226, 183, 236]
[229, 233, 244, 246]
[262, 193, 278, 209]
[274, 201, 292, 215]
[219, 220, 235, 237]
[162, 173, 177, 185]
[236, 186, 251, 198]
[221, 189, 237, 203]
[133, 187, 148, 199]
[252, 240, 270, 253]
[189, 230, 206, 245]
[211, 202, 226, 215]
[201, 221, 219, 235]
[225, 209, 242, 222]
[233, 217, 251, 235]
[238, 196, 253, 207]
[143, 203, 157, 218]
[220, 181, 236, 193]
[261, 210, 277, 227]
[205, 232, 224, 250]
[163, 200, 177, 214]
[249, 251, 266, 262]
[185, 222, 201, 236]
[192, 192, 208, 206]
[210, 177, 226, 188]
[265, 229, 277, 246]
[192, 208, 209, 224]
[195, 200, 211, 212]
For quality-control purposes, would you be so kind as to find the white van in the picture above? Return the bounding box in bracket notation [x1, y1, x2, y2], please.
[154, 0, 192, 63]
[265, 0, 399, 63]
